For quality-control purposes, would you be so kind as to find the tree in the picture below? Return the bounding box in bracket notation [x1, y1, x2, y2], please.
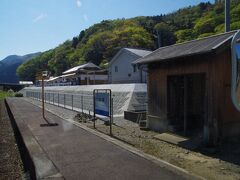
[231, 22, 240, 30]
[78, 30, 85, 42]
[194, 17, 216, 34]
[154, 22, 176, 47]
[72, 37, 78, 48]
[175, 29, 197, 43]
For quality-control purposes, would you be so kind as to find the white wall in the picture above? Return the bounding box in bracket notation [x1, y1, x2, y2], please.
[109, 51, 147, 84]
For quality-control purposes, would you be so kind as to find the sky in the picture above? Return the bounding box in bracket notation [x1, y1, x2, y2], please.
[0, 0, 215, 60]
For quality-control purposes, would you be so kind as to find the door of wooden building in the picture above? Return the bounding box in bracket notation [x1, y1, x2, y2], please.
[167, 73, 206, 137]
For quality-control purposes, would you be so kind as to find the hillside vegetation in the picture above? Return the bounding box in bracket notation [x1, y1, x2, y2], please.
[17, 0, 240, 81]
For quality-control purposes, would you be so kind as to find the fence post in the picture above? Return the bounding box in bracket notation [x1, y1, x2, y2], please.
[51, 93, 53, 104]
[58, 93, 59, 107]
[81, 95, 83, 113]
[64, 94, 65, 108]
[53, 93, 55, 105]
[72, 94, 73, 110]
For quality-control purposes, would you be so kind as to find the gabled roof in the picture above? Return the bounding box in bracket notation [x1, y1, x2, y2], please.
[47, 73, 76, 82]
[109, 48, 152, 66]
[124, 48, 152, 57]
[135, 30, 239, 65]
[63, 62, 101, 74]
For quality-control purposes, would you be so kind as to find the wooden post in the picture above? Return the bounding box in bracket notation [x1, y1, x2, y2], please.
[184, 76, 187, 136]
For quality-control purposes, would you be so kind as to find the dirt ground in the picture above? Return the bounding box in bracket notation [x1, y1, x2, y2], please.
[0, 100, 25, 180]
[74, 116, 240, 180]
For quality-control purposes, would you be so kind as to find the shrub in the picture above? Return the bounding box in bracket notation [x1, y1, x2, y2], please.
[15, 93, 23, 97]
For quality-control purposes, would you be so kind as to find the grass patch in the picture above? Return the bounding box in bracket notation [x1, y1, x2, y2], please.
[0, 90, 13, 100]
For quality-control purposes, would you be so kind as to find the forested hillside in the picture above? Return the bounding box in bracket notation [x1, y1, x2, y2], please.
[17, 0, 240, 81]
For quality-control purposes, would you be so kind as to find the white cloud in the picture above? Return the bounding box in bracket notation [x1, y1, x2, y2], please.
[33, 13, 48, 23]
[83, 14, 88, 21]
[76, 0, 82, 8]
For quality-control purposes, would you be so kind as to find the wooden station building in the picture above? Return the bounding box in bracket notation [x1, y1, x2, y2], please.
[135, 30, 240, 145]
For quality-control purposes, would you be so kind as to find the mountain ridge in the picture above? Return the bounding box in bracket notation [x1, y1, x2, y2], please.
[0, 52, 41, 83]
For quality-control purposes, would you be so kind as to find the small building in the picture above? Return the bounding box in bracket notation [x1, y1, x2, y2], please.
[135, 30, 240, 145]
[108, 48, 152, 84]
[62, 62, 108, 85]
[36, 63, 108, 86]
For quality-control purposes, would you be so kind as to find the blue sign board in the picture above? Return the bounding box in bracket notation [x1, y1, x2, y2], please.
[95, 92, 109, 116]
[236, 44, 240, 60]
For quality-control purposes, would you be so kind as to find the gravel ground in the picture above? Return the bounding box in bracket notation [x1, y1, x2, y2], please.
[24, 98, 240, 180]
[0, 100, 24, 180]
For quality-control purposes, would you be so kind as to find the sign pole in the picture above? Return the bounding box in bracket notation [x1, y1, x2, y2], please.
[42, 76, 45, 119]
[110, 91, 112, 136]
[93, 90, 96, 129]
[93, 89, 112, 135]
[40, 71, 58, 127]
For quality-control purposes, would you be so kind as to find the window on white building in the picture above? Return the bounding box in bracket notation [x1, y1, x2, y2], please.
[133, 65, 137, 73]
[115, 66, 118, 72]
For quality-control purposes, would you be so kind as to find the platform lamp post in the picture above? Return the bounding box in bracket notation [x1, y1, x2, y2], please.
[40, 71, 58, 127]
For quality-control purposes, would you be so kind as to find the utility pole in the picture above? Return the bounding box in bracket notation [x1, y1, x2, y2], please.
[225, 0, 230, 32]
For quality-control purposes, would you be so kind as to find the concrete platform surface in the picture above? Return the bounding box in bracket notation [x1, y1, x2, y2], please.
[7, 98, 189, 180]
[154, 133, 201, 150]
[154, 133, 189, 144]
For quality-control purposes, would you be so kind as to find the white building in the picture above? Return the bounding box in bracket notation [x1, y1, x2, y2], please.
[41, 62, 108, 86]
[108, 48, 152, 84]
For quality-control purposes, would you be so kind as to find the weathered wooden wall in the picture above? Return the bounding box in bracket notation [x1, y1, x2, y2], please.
[147, 48, 240, 143]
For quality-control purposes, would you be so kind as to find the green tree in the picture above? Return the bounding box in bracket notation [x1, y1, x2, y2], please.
[154, 22, 176, 47]
[194, 17, 216, 34]
[175, 29, 197, 43]
[72, 37, 79, 48]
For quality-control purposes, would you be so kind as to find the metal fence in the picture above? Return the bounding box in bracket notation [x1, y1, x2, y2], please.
[25, 89, 147, 117]
[26, 91, 94, 115]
